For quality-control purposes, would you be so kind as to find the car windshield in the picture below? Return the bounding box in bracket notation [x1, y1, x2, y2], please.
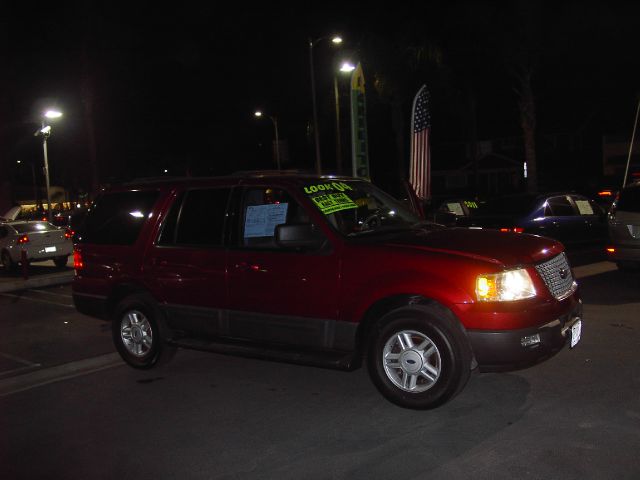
[11, 222, 56, 233]
[301, 179, 423, 236]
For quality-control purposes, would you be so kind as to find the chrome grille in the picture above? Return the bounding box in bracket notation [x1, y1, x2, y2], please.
[534, 252, 576, 300]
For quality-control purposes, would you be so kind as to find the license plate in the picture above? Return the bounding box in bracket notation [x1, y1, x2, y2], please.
[45, 246, 57, 253]
[570, 319, 582, 348]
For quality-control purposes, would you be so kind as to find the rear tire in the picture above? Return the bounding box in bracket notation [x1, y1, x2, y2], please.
[112, 294, 177, 369]
[1, 251, 15, 272]
[367, 305, 472, 409]
[53, 255, 68, 268]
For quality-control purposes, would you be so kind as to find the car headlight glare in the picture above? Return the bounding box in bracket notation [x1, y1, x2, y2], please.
[476, 268, 536, 302]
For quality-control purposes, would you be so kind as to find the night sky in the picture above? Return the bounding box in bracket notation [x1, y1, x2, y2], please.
[2, 1, 640, 204]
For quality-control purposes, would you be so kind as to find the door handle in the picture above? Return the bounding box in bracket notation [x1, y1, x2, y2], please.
[235, 262, 263, 272]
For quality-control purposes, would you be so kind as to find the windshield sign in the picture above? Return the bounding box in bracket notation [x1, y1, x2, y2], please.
[302, 180, 421, 236]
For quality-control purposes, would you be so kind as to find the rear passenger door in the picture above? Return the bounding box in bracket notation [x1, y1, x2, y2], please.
[145, 187, 232, 336]
[570, 194, 607, 244]
[225, 185, 341, 349]
[543, 195, 583, 245]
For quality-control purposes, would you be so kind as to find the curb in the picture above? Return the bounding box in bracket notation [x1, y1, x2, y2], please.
[0, 270, 74, 293]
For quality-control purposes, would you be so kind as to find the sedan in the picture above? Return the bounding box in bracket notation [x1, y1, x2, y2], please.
[457, 192, 608, 247]
[0, 221, 74, 270]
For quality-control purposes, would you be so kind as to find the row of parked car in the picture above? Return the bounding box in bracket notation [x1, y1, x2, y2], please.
[421, 183, 640, 271]
[2, 182, 639, 273]
[0, 206, 85, 271]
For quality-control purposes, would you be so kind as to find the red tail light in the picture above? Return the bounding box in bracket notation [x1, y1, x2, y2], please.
[65, 229, 74, 239]
[17, 235, 29, 244]
[73, 250, 84, 269]
[499, 227, 524, 233]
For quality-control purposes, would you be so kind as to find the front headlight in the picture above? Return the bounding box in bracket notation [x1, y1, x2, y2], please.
[476, 268, 536, 302]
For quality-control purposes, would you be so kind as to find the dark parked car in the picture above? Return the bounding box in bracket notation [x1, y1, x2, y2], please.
[458, 192, 608, 247]
[72, 173, 582, 409]
[606, 181, 640, 270]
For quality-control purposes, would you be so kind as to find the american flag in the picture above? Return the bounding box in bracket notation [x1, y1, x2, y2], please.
[409, 85, 431, 199]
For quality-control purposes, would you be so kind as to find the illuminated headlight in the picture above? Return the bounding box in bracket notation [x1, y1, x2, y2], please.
[476, 268, 536, 302]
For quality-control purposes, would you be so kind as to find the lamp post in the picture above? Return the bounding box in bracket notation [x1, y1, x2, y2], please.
[36, 109, 63, 221]
[309, 35, 342, 175]
[334, 61, 356, 175]
[255, 111, 281, 170]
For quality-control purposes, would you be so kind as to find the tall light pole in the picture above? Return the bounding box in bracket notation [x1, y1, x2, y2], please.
[309, 35, 342, 175]
[36, 109, 63, 221]
[334, 61, 356, 175]
[255, 111, 281, 170]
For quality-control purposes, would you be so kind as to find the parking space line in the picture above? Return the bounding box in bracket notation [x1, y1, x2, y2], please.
[0, 352, 40, 367]
[26, 288, 73, 298]
[0, 352, 123, 398]
[0, 292, 74, 308]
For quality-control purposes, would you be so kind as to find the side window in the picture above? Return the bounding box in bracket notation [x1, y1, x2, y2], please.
[572, 196, 596, 216]
[0, 226, 7, 239]
[545, 196, 576, 217]
[81, 191, 159, 245]
[239, 187, 309, 248]
[160, 188, 231, 247]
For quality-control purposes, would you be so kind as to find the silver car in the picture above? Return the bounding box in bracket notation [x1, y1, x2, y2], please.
[0, 221, 74, 270]
[607, 182, 640, 270]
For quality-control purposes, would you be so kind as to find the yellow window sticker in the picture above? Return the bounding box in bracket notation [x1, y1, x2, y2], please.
[303, 182, 353, 195]
[311, 192, 358, 215]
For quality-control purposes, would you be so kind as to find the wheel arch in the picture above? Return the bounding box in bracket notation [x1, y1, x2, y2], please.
[106, 282, 156, 318]
[356, 294, 476, 369]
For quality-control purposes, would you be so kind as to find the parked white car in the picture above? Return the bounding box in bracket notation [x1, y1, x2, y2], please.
[0, 221, 73, 270]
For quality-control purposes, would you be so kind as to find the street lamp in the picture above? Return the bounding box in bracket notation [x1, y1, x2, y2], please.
[35, 109, 63, 221]
[309, 35, 342, 174]
[334, 61, 356, 175]
[254, 111, 281, 170]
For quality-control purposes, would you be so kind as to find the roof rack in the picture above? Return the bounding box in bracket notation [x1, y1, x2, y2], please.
[230, 169, 315, 176]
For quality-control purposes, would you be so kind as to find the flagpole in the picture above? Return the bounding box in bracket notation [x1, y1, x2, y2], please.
[622, 97, 640, 188]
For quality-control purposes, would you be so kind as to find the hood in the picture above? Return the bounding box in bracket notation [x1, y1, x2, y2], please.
[388, 227, 563, 266]
[456, 213, 518, 229]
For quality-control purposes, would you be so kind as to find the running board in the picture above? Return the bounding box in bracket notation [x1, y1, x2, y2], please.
[168, 337, 360, 371]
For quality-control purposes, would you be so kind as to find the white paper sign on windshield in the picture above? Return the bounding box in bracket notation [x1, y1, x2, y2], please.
[244, 203, 289, 238]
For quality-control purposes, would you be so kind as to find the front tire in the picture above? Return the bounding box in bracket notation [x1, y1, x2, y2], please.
[367, 305, 472, 409]
[112, 294, 176, 369]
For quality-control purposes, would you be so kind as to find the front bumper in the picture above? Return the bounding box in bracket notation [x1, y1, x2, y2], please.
[467, 299, 583, 372]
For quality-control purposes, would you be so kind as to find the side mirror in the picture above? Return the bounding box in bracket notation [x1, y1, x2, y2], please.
[275, 223, 326, 250]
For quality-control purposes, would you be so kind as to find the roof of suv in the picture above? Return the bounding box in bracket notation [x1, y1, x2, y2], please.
[108, 172, 357, 190]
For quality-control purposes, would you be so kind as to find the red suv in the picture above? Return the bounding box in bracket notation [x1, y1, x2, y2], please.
[72, 173, 582, 409]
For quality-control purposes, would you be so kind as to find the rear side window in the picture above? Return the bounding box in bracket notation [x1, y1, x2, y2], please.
[81, 191, 159, 245]
[617, 186, 640, 212]
[545, 196, 576, 216]
[158, 188, 231, 247]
